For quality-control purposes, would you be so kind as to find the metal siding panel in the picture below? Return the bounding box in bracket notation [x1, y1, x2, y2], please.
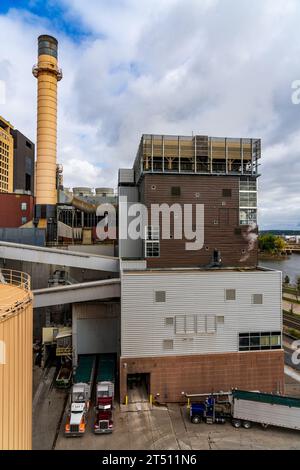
[233, 399, 300, 430]
[0, 291, 32, 449]
[121, 270, 282, 358]
[74, 303, 120, 356]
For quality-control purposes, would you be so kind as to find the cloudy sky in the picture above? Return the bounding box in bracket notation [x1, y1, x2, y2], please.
[0, 0, 300, 229]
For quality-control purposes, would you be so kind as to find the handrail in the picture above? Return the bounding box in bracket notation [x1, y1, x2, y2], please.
[0, 269, 31, 292]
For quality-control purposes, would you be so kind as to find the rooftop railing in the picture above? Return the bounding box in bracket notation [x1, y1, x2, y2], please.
[133, 134, 261, 181]
[0, 269, 31, 292]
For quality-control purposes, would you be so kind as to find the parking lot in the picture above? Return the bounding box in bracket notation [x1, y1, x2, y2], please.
[54, 401, 300, 450]
[33, 365, 300, 451]
[55, 375, 300, 450]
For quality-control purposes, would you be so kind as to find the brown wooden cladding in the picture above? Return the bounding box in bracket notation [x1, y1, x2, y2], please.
[139, 174, 258, 268]
[120, 350, 284, 403]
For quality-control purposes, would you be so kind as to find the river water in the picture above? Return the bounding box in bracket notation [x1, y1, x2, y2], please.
[259, 253, 300, 284]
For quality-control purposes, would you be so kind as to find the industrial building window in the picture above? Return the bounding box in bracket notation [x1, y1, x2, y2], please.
[155, 291, 166, 303]
[175, 316, 185, 334]
[165, 317, 174, 326]
[21, 216, 27, 225]
[175, 315, 196, 334]
[146, 226, 159, 240]
[186, 315, 196, 334]
[239, 332, 281, 351]
[252, 294, 263, 305]
[239, 178, 257, 225]
[25, 141, 32, 149]
[217, 316, 225, 325]
[196, 315, 216, 334]
[145, 226, 160, 257]
[21, 202, 27, 211]
[222, 189, 232, 197]
[171, 186, 181, 196]
[163, 339, 174, 350]
[25, 173, 31, 191]
[206, 315, 216, 333]
[239, 208, 257, 225]
[225, 289, 236, 301]
[146, 242, 160, 257]
[196, 315, 206, 333]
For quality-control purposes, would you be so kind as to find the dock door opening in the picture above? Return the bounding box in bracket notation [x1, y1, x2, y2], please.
[127, 373, 150, 404]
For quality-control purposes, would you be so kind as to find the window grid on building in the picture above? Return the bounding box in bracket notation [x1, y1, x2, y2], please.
[155, 290, 166, 303]
[252, 294, 263, 304]
[145, 225, 160, 257]
[239, 332, 281, 351]
[225, 289, 236, 301]
[163, 339, 174, 350]
[174, 314, 217, 335]
[0, 124, 13, 193]
[239, 178, 257, 225]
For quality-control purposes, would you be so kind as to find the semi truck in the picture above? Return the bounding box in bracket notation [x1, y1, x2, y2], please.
[94, 354, 115, 434]
[190, 389, 300, 431]
[65, 355, 96, 437]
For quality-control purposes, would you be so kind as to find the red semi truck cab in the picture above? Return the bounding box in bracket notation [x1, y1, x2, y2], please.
[94, 409, 113, 434]
[94, 386, 114, 434]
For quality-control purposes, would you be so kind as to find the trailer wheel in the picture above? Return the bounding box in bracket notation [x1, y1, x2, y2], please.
[261, 423, 269, 430]
[242, 421, 251, 429]
[232, 419, 242, 428]
[191, 415, 201, 424]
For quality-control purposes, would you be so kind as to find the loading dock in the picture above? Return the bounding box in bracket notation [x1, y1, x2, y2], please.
[127, 373, 150, 404]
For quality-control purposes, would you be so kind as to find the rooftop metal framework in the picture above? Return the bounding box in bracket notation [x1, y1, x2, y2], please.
[134, 134, 261, 181]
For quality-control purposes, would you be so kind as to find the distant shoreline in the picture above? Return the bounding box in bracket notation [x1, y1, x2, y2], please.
[258, 252, 289, 261]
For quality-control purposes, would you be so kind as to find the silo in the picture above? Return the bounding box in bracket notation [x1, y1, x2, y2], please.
[95, 187, 114, 196]
[73, 187, 93, 197]
[0, 270, 33, 450]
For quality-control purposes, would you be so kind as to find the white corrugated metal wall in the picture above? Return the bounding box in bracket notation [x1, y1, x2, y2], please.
[121, 270, 282, 358]
[72, 303, 120, 362]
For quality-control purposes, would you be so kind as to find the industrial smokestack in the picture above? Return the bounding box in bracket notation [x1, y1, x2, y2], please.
[33, 35, 62, 219]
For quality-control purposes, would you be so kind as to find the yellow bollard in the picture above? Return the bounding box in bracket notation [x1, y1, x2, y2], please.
[149, 394, 153, 406]
[187, 398, 191, 409]
[125, 395, 128, 405]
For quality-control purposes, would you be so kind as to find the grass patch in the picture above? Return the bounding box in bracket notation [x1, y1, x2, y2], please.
[283, 286, 298, 295]
[283, 296, 300, 305]
[283, 326, 300, 339]
[283, 309, 300, 319]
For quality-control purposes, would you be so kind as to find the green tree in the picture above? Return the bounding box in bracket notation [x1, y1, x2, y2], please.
[274, 236, 286, 252]
[258, 233, 286, 254]
[284, 275, 290, 285]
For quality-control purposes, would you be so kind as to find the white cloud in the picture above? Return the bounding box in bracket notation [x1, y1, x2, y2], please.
[0, 0, 300, 228]
[62, 158, 103, 187]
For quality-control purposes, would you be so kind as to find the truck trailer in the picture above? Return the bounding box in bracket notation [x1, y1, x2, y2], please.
[231, 389, 300, 431]
[65, 355, 96, 437]
[190, 389, 300, 431]
[94, 354, 115, 434]
[55, 365, 72, 389]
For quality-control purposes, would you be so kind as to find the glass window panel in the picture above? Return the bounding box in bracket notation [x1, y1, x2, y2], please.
[197, 315, 206, 333]
[186, 315, 196, 334]
[271, 335, 281, 346]
[206, 315, 216, 333]
[250, 336, 260, 346]
[175, 316, 185, 334]
[239, 337, 250, 347]
[260, 335, 270, 347]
